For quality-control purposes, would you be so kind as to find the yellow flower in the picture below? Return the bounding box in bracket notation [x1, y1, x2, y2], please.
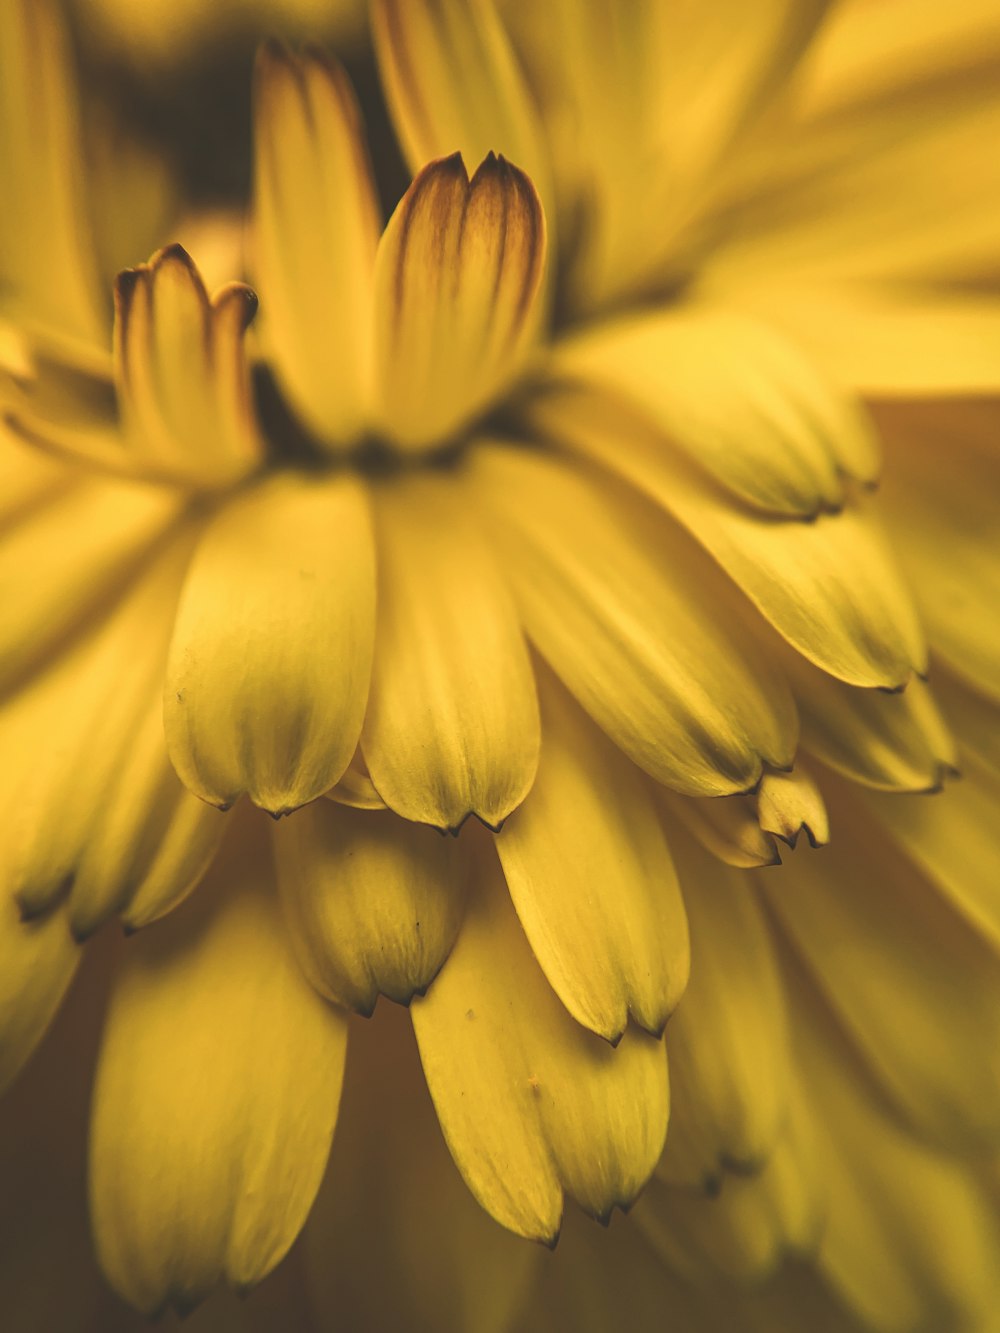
[1, 1, 999, 1330]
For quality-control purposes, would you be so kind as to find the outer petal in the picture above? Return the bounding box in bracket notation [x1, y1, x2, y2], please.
[372, 153, 545, 450]
[165, 472, 375, 814]
[551, 305, 879, 516]
[90, 815, 348, 1317]
[0, 473, 182, 692]
[530, 386, 927, 688]
[362, 475, 539, 830]
[303, 1001, 541, 1333]
[661, 789, 781, 871]
[0, 896, 78, 1093]
[765, 788, 1000, 1151]
[371, 0, 552, 219]
[756, 766, 829, 849]
[496, 668, 688, 1043]
[412, 837, 669, 1243]
[252, 43, 378, 447]
[272, 800, 469, 1014]
[467, 443, 797, 795]
[655, 830, 790, 1193]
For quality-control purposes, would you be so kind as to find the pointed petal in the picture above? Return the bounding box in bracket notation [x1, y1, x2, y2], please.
[756, 766, 829, 848]
[784, 647, 957, 792]
[467, 443, 797, 795]
[661, 789, 780, 870]
[934, 664, 1000, 780]
[497, 668, 688, 1043]
[273, 800, 469, 1014]
[655, 831, 790, 1192]
[530, 386, 927, 688]
[0, 896, 78, 1094]
[303, 1000, 542, 1333]
[372, 154, 545, 450]
[252, 43, 378, 447]
[0, 474, 183, 692]
[411, 838, 668, 1242]
[165, 472, 375, 814]
[552, 305, 879, 516]
[371, 0, 552, 218]
[362, 475, 539, 830]
[764, 790, 1000, 1152]
[90, 815, 348, 1317]
[114, 245, 261, 486]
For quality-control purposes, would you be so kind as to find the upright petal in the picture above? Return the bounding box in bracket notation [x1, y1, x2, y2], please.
[372, 154, 545, 450]
[90, 816, 348, 1317]
[468, 444, 797, 795]
[252, 43, 379, 447]
[496, 669, 688, 1043]
[412, 838, 668, 1243]
[273, 800, 469, 1014]
[165, 472, 375, 814]
[362, 474, 539, 830]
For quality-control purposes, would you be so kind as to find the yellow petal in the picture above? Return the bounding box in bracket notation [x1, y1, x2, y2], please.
[115, 245, 262, 486]
[5, 532, 194, 931]
[0, 420, 68, 528]
[876, 398, 1000, 698]
[756, 766, 829, 849]
[552, 305, 879, 516]
[304, 1000, 542, 1333]
[764, 790, 1000, 1152]
[90, 814, 348, 1317]
[857, 759, 1000, 957]
[934, 663, 1000, 780]
[784, 646, 958, 793]
[497, 668, 688, 1043]
[252, 43, 378, 447]
[372, 153, 545, 451]
[655, 830, 789, 1192]
[362, 475, 539, 830]
[792, 973, 1000, 1333]
[272, 800, 469, 1014]
[371, 0, 552, 220]
[165, 472, 375, 814]
[530, 385, 927, 688]
[411, 836, 668, 1242]
[0, 0, 105, 354]
[0, 473, 182, 692]
[322, 746, 387, 811]
[660, 789, 780, 870]
[639, 1079, 822, 1283]
[0, 896, 78, 1094]
[467, 443, 797, 795]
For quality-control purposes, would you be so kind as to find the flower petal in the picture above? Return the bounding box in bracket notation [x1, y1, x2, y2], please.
[756, 767, 829, 849]
[468, 443, 797, 795]
[496, 668, 688, 1043]
[551, 305, 879, 516]
[411, 836, 668, 1243]
[165, 472, 375, 814]
[273, 800, 469, 1014]
[934, 664, 1000, 780]
[661, 789, 781, 870]
[655, 830, 790, 1192]
[765, 790, 1000, 1152]
[531, 386, 927, 688]
[792, 972, 1000, 1333]
[0, 896, 78, 1094]
[252, 43, 378, 448]
[372, 153, 545, 451]
[371, 0, 551, 217]
[90, 815, 347, 1317]
[114, 245, 262, 486]
[362, 475, 539, 830]
[0, 473, 183, 692]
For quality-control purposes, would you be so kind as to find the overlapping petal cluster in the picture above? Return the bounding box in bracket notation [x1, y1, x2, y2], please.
[1, 1, 999, 1331]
